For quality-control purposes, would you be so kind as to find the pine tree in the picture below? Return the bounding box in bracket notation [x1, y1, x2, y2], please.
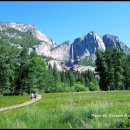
[27, 51, 47, 93]
[0, 45, 19, 95]
[95, 49, 108, 90]
[61, 71, 66, 83]
[15, 47, 30, 95]
[95, 48, 126, 91]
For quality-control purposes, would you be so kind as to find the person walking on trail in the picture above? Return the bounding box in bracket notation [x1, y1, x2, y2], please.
[31, 93, 34, 99]
[34, 92, 38, 99]
[36, 92, 38, 98]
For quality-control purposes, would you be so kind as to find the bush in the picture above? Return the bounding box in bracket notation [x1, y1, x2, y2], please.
[43, 83, 73, 93]
[72, 83, 87, 92]
[56, 83, 67, 92]
[88, 80, 100, 91]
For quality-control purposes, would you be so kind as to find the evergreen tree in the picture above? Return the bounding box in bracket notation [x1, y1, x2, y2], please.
[112, 49, 125, 90]
[61, 71, 66, 83]
[95, 49, 108, 90]
[0, 45, 19, 95]
[27, 51, 47, 93]
[95, 48, 126, 90]
[80, 73, 86, 86]
[15, 47, 30, 95]
[124, 54, 130, 89]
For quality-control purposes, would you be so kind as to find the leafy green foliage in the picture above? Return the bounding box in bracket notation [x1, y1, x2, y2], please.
[95, 48, 130, 91]
[0, 44, 98, 95]
[72, 82, 87, 92]
[88, 80, 100, 91]
[0, 28, 40, 47]
[0, 45, 47, 95]
[0, 45, 20, 95]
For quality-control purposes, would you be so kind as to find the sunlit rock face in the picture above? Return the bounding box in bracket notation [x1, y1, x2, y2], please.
[72, 31, 105, 64]
[0, 22, 56, 57]
[103, 34, 130, 53]
[48, 60, 63, 71]
[0, 22, 130, 72]
[50, 41, 72, 65]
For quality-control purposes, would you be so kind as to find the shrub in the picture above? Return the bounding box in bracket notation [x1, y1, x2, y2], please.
[72, 83, 87, 92]
[88, 80, 100, 91]
[56, 83, 67, 92]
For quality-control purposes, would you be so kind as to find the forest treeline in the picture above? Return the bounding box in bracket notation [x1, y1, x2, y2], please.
[96, 48, 130, 90]
[0, 45, 98, 95]
[0, 45, 130, 95]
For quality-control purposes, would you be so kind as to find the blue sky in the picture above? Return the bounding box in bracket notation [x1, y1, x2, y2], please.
[0, 2, 130, 47]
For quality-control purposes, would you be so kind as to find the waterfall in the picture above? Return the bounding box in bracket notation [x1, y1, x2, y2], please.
[71, 44, 74, 65]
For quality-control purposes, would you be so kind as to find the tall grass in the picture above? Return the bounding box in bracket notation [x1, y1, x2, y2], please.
[0, 95, 30, 108]
[0, 91, 130, 128]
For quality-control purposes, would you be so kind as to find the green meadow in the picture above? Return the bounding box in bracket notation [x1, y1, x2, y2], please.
[0, 91, 130, 128]
[0, 95, 29, 108]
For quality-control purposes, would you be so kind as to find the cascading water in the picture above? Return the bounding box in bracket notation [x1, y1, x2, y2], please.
[71, 43, 74, 65]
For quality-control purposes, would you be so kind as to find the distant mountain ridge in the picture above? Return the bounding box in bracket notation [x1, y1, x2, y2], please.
[0, 22, 130, 71]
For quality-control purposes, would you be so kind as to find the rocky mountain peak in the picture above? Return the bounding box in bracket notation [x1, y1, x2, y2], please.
[87, 31, 97, 36]
[86, 31, 106, 50]
[0, 22, 36, 32]
[0, 22, 56, 47]
[103, 34, 130, 53]
[62, 40, 72, 45]
[0, 22, 130, 72]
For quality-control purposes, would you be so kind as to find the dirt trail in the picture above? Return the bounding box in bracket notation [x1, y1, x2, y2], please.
[0, 95, 42, 112]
